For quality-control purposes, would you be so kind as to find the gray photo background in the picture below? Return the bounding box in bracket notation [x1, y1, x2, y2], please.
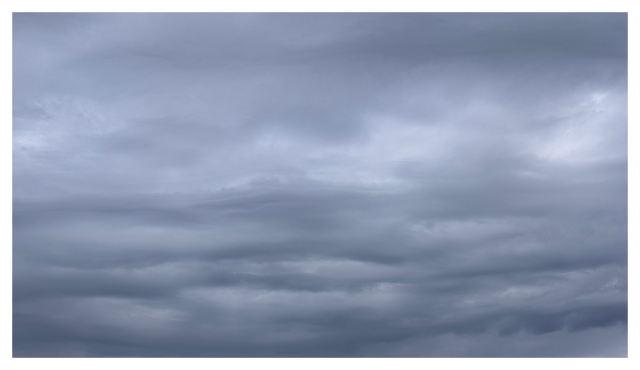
[12, 13, 627, 357]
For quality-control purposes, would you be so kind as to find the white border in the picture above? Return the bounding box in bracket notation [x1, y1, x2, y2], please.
[3, 0, 636, 12]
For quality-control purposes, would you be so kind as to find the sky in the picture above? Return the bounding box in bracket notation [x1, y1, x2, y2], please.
[12, 13, 628, 357]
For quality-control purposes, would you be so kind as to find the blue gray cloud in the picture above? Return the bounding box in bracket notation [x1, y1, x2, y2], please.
[13, 13, 627, 357]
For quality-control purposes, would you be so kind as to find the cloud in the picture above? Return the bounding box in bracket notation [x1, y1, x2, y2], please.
[12, 13, 627, 357]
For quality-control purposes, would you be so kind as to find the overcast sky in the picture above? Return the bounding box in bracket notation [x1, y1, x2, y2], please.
[12, 13, 627, 357]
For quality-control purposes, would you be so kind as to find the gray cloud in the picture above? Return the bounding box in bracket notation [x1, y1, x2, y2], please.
[13, 13, 627, 357]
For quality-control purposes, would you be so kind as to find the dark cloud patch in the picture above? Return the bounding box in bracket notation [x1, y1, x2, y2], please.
[13, 13, 627, 357]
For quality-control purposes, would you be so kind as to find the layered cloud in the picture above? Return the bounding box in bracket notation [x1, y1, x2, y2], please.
[12, 13, 627, 357]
